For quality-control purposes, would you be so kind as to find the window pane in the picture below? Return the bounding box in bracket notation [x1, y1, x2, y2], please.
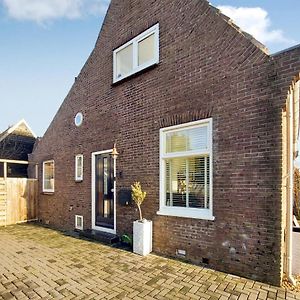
[166, 126, 208, 153]
[44, 162, 54, 191]
[116, 44, 133, 79]
[138, 33, 155, 66]
[188, 157, 210, 209]
[166, 157, 187, 207]
[76, 156, 83, 179]
[166, 156, 209, 209]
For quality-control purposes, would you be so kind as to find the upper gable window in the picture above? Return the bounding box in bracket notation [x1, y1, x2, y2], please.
[113, 24, 159, 83]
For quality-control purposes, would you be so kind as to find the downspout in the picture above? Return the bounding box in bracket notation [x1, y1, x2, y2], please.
[287, 91, 296, 285]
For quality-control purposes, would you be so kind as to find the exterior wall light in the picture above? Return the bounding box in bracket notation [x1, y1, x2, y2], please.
[111, 143, 119, 160]
[111, 143, 119, 181]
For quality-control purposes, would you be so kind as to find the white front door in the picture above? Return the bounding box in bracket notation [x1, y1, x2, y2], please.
[91, 150, 116, 234]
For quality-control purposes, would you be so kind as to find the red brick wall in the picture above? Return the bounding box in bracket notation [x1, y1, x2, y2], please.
[30, 0, 300, 285]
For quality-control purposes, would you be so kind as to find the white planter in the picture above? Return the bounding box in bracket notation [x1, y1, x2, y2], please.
[133, 220, 152, 256]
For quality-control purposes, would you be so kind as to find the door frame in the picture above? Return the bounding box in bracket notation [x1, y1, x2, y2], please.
[91, 149, 116, 234]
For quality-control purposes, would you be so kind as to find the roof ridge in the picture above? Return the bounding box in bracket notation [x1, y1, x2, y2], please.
[0, 119, 37, 143]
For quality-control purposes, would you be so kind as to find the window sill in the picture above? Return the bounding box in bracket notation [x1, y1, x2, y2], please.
[75, 179, 83, 183]
[112, 63, 158, 86]
[157, 207, 215, 221]
[74, 227, 83, 231]
[42, 192, 54, 195]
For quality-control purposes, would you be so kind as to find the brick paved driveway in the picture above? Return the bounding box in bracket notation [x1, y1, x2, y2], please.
[0, 225, 299, 300]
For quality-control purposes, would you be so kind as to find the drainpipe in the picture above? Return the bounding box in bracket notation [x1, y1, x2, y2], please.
[287, 91, 296, 286]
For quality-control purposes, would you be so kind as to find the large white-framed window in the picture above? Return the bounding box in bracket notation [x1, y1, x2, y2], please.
[75, 154, 83, 181]
[158, 118, 214, 220]
[43, 160, 55, 193]
[113, 24, 159, 83]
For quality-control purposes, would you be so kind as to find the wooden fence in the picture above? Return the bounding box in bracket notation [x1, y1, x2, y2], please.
[0, 178, 38, 226]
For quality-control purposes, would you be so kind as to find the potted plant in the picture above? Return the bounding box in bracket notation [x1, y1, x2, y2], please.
[131, 182, 152, 256]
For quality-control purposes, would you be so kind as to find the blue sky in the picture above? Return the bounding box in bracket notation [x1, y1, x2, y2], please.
[0, 0, 299, 136]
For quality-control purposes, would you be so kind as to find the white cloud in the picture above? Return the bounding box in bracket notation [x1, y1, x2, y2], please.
[217, 5, 295, 46]
[1, 0, 110, 23]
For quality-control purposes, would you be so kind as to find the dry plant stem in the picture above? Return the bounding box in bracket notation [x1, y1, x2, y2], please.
[131, 182, 147, 221]
[137, 205, 143, 221]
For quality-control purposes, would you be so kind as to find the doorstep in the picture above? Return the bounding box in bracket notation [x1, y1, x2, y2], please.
[76, 229, 120, 245]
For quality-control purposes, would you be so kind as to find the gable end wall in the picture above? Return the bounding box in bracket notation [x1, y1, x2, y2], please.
[29, 0, 300, 286]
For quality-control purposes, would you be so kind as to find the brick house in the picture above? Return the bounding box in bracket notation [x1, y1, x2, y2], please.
[0, 119, 36, 178]
[29, 0, 300, 285]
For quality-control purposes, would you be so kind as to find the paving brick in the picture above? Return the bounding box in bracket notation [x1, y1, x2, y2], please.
[0, 225, 299, 300]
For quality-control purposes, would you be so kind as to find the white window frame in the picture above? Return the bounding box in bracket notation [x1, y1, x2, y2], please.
[75, 112, 83, 127]
[42, 160, 55, 193]
[158, 118, 215, 220]
[75, 154, 83, 181]
[113, 23, 159, 83]
[75, 215, 84, 230]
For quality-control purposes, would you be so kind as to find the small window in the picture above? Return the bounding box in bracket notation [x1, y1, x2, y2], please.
[75, 215, 83, 230]
[35, 164, 38, 179]
[75, 112, 83, 127]
[75, 155, 83, 181]
[113, 24, 159, 83]
[158, 119, 214, 220]
[43, 160, 54, 193]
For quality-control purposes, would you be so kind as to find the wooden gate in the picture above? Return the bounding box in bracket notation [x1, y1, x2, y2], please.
[0, 178, 38, 226]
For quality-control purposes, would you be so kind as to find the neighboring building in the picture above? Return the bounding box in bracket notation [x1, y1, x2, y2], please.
[29, 0, 300, 286]
[0, 119, 36, 178]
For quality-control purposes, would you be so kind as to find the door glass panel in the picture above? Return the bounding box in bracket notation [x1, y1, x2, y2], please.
[103, 157, 108, 195]
[104, 199, 110, 218]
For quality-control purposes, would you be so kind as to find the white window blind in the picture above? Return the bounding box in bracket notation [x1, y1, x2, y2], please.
[166, 156, 210, 209]
[166, 126, 208, 153]
[159, 119, 214, 220]
[138, 33, 155, 66]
